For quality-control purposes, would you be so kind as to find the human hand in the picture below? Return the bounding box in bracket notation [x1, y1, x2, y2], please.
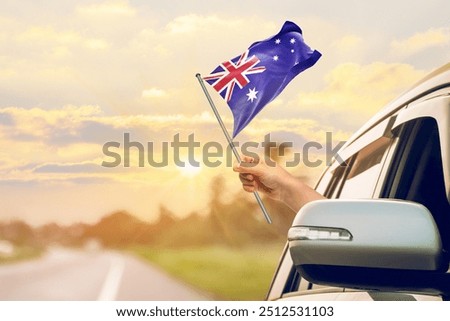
[233, 155, 293, 202]
[233, 155, 325, 212]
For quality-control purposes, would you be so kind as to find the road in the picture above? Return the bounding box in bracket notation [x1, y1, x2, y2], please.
[0, 247, 211, 300]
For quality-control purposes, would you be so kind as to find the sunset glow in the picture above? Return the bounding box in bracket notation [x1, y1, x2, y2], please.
[0, 0, 448, 226]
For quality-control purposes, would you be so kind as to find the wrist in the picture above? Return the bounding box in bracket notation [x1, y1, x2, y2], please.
[281, 175, 325, 213]
[280, 175, 304, 212]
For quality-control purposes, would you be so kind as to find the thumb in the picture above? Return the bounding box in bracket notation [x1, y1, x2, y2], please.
[233, 159, 265, 176]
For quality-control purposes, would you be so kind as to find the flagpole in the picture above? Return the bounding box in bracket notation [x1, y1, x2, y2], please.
[196, 73, 272, 224]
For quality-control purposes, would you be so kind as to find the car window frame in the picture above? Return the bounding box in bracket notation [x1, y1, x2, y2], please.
[317, 116, 397, 199]
[391, 95, 450, 201]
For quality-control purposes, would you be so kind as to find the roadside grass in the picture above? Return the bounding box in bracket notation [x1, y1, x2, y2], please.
[0, 246, 44, 265]
[131, 243, 284, 300]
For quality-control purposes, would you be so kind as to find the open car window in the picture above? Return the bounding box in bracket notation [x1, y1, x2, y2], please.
[382, 118, 450, 251]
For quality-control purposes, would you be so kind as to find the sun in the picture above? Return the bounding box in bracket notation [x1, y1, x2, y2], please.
[177, 163, 202, 177]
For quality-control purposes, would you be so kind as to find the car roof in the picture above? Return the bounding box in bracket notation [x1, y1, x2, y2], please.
[344, 62, 450, 148]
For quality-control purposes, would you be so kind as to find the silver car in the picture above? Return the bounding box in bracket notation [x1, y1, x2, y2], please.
[267, 62, 450, 301]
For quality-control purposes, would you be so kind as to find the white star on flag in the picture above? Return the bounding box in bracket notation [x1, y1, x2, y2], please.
[246, 87, 258, 102]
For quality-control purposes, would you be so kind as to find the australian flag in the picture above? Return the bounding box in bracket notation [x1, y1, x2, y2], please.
[204, 21, 321, 137]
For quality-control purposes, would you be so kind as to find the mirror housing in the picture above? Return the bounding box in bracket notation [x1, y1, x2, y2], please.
[288, 199, 449, 293]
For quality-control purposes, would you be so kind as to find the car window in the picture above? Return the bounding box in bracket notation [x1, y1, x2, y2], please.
[326, 159, 353, 198]
[337, 137, 392, 199]
[315, 162, 347, 198]
[382, 118, 450, 250]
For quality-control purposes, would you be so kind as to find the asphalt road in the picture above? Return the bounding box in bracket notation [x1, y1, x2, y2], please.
[0, 247, 211, 300]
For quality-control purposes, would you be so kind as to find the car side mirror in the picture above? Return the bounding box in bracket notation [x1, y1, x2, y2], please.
[288, 199, 449, 293]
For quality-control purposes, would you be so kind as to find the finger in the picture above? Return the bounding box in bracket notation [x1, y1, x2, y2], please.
[239, 161, 258, 168]
[233, 162, 250, 172]
[239, 173, 254, 182]
[240, 155, 255, 163]
[243, 185, 256, 193]
[232, 158, 255, 172]
[233, 160, 263, 175]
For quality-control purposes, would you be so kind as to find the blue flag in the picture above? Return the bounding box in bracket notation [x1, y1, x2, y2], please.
[204, 21, 321, 137]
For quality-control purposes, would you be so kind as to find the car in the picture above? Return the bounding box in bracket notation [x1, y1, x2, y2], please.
[266, 62, 450, 301]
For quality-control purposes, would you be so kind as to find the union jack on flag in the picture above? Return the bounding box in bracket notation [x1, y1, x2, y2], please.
[203, 50, 266, 103]
[204, 21, 321, 137]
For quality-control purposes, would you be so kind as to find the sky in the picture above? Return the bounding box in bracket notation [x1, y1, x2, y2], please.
[0, 0, 449, 226]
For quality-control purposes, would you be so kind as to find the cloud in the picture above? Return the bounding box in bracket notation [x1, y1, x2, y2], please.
[141, 88, 167, 99]
[33, 162, 107, 174]
[17, 27, 81, 45]
[0, 105, 102, 139]
[333, 35, 363, 53]
[76, 0, 136, 18]
[16, 26, 110, 51]
[0, 105, 218, 145]
[391, 28, 450, 57]
[55, 143, 103, 161]
[245, 117, 350, 145]
[0, 58, 428, 182]
[0, 8, 285, 114]
[291, 62, 427, 130]
[0, 111, 14, 126]
[0, 103, 348, 187]
[1, 1, 449, 226]
[166, 14, 244, 35]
